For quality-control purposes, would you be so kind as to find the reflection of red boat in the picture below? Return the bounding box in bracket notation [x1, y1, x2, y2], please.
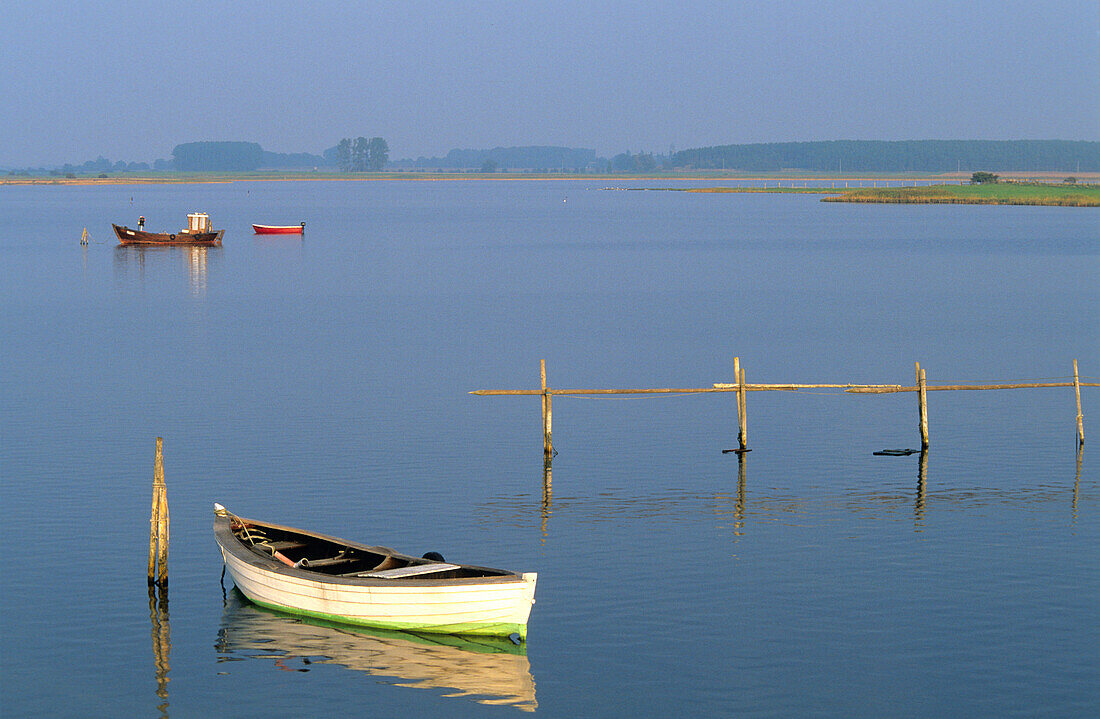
[253, 223, 305, 235]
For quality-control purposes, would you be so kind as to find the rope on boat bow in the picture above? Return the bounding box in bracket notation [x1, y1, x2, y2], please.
[221, 507, 263, 546]
[218, 506, 302, 567]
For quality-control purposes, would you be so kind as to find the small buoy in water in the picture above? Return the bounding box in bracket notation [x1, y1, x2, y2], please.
[80, 228, 88, 245]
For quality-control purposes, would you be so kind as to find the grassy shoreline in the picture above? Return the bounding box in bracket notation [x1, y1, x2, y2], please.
[660, 182, 1100, 207]
[2, 172, 1096, 206]
[3, 169, 1097, 186]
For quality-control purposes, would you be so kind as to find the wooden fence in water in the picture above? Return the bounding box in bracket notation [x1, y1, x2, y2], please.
[472, 358, 1093, 460]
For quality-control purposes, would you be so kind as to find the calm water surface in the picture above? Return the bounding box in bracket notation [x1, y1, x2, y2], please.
[1, 180, 1097, 717]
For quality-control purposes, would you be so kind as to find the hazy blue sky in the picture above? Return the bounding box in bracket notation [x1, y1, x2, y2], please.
[3, 0, 1097, 166]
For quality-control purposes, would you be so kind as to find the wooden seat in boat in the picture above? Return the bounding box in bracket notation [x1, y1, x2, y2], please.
[348, 563, 460, 578]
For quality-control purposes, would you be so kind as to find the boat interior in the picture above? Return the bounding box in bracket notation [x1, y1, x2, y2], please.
[230, 520, 511, 580]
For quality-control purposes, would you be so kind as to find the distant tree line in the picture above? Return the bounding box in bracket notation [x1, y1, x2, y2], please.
[173, 141, 264, 171]
[173, 142, 325, 171]
[326, 137, 389, 172]
[671, 140, 1100, 173]
[390, 146, 596, 171]
[11, 139, 1098, 177]
[609, 151, 658, 173]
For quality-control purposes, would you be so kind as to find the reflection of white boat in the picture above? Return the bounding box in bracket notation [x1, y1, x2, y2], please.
[214, 505, 537, 637]
[217, 589, 537, 711]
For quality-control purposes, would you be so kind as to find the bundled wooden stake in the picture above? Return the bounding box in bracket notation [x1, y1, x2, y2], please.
[148, 437, 169, 586]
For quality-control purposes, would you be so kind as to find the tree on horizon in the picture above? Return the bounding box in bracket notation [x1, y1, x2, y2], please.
[367, 137, 389, 171]
[352, 137, 370, 171]
[335, 139, 352, 172]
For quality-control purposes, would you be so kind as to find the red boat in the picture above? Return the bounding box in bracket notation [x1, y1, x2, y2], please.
[114, 213, 223, 246]
[253, 222, 305, 235]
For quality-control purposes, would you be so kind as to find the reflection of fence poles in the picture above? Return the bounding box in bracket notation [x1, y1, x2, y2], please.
[147, 438, 169, 586]
[471, 360, 1095, 458]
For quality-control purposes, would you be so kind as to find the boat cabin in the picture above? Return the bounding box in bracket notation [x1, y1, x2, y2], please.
[184, 212, 212, 234]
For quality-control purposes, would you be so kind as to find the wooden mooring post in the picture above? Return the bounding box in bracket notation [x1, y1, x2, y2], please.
[916, 363, 930, 448]
[471, 361, 1095, 457]
[147, 437, 169, 586]
[1074, 359, 1084, 446]
[734, 356, 748, 452]
[541, 359, 553, 460]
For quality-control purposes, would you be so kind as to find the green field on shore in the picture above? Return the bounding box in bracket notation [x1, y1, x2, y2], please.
[674, 182, 1100, 206]
[823, 183, 1100, 206]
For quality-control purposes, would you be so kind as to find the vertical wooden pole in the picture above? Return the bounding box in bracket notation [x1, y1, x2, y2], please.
[148, 438, 163, 584]
[918, 368, 929, 449]
[148, 437, 169, 586]
[157, 480, 169, 587]
[147, 476, 160, 584]
[541, 360, 553, 459]
[1073, 359, 1084, 446]
[739, 367, 748, 450]
[733, 356, 742, 449]
[915, 363, 924, 446]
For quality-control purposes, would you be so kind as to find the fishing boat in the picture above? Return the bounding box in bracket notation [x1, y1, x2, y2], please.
[113, 213, 223, 246]
[252, 222, 305, 234]
[213, 504, 537, 638]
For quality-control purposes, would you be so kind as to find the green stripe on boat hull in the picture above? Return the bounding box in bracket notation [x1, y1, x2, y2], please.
[245, 595, 528, 640]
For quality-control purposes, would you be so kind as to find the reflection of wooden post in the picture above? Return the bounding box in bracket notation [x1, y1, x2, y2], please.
[916, 448, 928, 527]
[541, 360, 553, 459]
[734, 453, 747, 535]
[541, 462, 552, 540]
[148, 584, 171, 715]
[1073, 359, 1084, 446]
[148, 438, 169, 586]
[1073, 445, 1082, 517]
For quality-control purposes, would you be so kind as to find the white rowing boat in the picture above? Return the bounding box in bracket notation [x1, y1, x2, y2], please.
[213, 504, 537, 638]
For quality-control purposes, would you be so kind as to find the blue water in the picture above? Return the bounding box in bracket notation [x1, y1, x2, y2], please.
[1, 180, 1097, 717]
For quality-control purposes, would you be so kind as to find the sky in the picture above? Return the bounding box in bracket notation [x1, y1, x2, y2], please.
[2, 0, 1098, 167]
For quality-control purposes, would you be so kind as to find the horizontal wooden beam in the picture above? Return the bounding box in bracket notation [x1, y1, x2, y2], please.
[472, 387, 734, 396]
[847, 381, 1099, 394]
[471, 381, 1099, 396]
